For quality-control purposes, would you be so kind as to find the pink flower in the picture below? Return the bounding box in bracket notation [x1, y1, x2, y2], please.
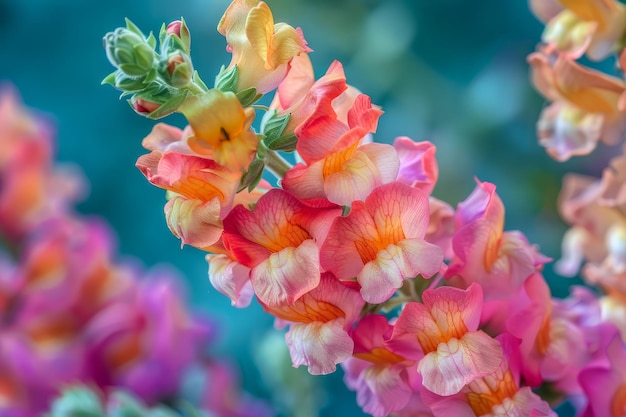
[136, 147, 242, 250]
[446, 180, 549, 300]
[393, 137, 439, 195]
[280, 89, 390, 206]
[425, 197, 455, 260]
[267, 56, 348, 137]
[222, 189, 341, 306]
[506, 276, 585, 389]
[320, 182, 443, 303]
[536, 101, 625, 162]
[579, 331, 626, 417]
[423, 334, 555, 417]
[343, 315, 423, 417]
[263, 273, 364, 375]
[85, 272, 209, 403]
[0, 89, 85, 240]
[282, 141, 400, 206]
[206, 253, 255, 308]
[392, 283, 503, 396]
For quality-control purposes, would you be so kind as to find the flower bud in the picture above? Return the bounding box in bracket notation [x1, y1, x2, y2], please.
[166, 20, 182, 37]
[163, 52, 193, 88]
[163, 18, 191, 54]
[131, 97, 161, 115]
[103, 26, 155, 78]
[113, 70, 146, 91]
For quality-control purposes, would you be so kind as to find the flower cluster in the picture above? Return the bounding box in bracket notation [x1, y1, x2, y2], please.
[0, 89, 270, 417]
[528, 0, 626, 161]
[103, 1, 626, 416]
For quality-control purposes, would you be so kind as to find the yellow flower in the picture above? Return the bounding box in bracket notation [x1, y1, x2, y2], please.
[179, 89, 257, 171]
[218, 0, 310, 93]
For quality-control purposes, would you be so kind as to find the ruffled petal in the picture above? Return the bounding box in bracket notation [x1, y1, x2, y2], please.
[418, 331, 503, 396]
[251, 239, 320, 306]
[285, 317, 353, 375]
[358, 239, 443, 304]
[206, 253, 254, 308]
[357, 364, 413, 417]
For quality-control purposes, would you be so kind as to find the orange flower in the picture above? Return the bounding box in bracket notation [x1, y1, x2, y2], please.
[529, 51, 626, 115]
[217, 0, 310, 93]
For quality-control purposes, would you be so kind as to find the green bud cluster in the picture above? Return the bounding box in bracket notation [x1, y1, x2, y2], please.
[103, 19, 157, 81]
[102, 18, 207, 119]
[103, 17, 295, 192]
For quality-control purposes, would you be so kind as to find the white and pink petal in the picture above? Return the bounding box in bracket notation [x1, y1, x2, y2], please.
[251, 239, 321, 306]
[285, 317, 353, 375]
[418, 331, 503, 396]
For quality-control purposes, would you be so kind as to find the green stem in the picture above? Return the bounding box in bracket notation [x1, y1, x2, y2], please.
[265, 150, 292, 179]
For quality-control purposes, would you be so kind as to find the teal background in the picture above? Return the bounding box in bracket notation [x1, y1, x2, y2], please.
[1, 0, 613, 415]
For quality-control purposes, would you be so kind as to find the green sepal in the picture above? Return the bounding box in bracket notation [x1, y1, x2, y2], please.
[158, 23, 167, 47]
[170, 60, 193, 88]
[113, 70, 148, 91]
[101, 71, 117, 86]
[160, 34, 187, 56]
[125, 18, 145, 38]
[266, 132, 297, 152]
[135, 83, 171, 101]
[236, 87, 262, 107]
[262, 110, 290, 143]
[143, 67, 158, 85]
[178, 18, 191, 54]
[239, 141, 268, 192]
[146, 32, 157, 50]
[158, 52, 193, 88]
[132, 43, 156, 71]
[144, 90, 190, 119]
[239, 158, 265, 192]
[214, 65, 238, 92]
[193, 70, 209, 91]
